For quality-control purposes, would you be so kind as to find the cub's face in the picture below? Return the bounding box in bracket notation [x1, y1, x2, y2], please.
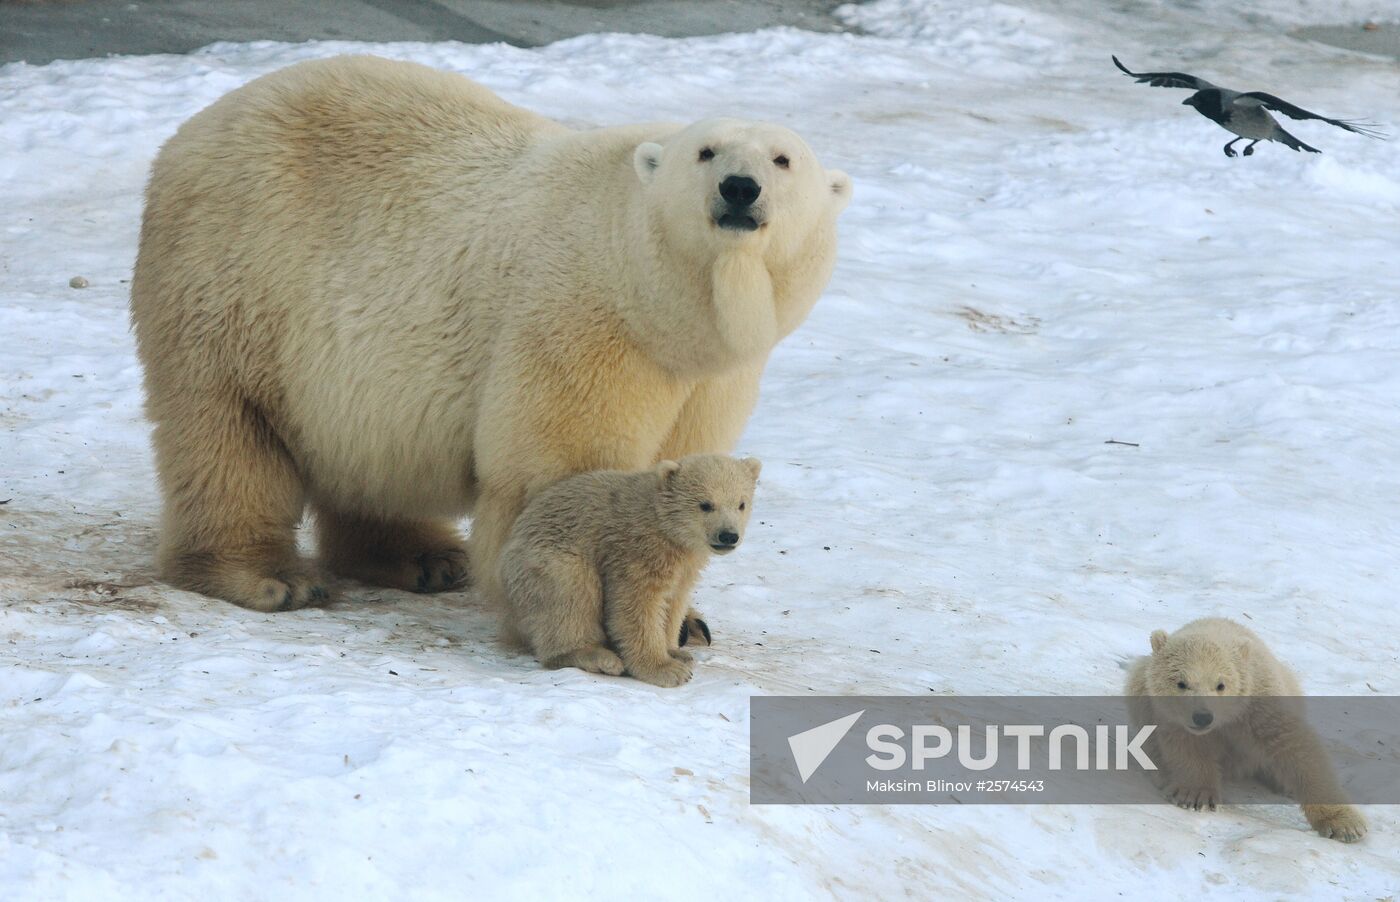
[1145, 631, 1251, 735]
[654, 454, 762, 555]
[633, 119, 851, 259]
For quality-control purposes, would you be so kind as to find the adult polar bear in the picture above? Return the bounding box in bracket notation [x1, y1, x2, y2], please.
[130, 55, 850, 625]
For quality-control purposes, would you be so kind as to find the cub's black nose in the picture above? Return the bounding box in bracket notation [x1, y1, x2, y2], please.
[717, 530, 740, 546]
[1192, 710, 1213, 728]
[719, 175, 760, 207]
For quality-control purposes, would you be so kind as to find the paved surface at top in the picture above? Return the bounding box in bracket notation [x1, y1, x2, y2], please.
[0, 0, 846, 65]
[1293, 23, 1400, 59]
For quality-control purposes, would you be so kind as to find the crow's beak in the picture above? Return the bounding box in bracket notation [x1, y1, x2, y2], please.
[1181, 97, 1192, 105]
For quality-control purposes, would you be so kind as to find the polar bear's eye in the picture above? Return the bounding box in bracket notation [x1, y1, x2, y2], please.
[773, 155, 790, 169]
[698, 147, 715, 162]
[1176, 680, 1188, 690]
[699, 501, 714, 512]
[739, 501, 746, 511]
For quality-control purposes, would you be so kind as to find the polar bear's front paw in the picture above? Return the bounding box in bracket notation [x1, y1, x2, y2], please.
[415, 548, 469, 593]
[629, 656, 694, 688]
[251, 571, 333, 612]
[547, 645, 626, 677]
[678, 611, 711, 648]
[1165, 783, 1220, 811]
[1306, 804, 1367, 843]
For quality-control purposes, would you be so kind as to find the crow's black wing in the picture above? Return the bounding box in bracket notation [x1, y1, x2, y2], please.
[1236, 92, 1388, 138]
[1112, 55, 1217, 91]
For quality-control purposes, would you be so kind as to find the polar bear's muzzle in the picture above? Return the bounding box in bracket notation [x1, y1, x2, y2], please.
[709, 528, 741, 554]
[713, 174, 765, 232]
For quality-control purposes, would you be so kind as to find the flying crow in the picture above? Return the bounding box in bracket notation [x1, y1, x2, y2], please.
[1112, 55, 1387, 156]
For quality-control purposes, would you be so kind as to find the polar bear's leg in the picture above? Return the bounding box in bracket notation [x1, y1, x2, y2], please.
[467, 481, 536, 614]
[666, 558, 708, 649]
[315, 509, 467, 593]
[607, 572, 694, 688]
[658, 364, 764, 461]
[152, 388, 325, 612]
[1249, 708, 1368, 842]
[502, 547, 617, 674]
[548, 645, 626, 676]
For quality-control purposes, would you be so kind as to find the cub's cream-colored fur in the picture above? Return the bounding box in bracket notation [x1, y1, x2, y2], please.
[500, 454, 760, 687]
[1126, 617, 1367, 842]
[128, 55, 849, 613]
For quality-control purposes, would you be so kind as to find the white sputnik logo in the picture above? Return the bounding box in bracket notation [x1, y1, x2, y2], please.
[788, 710, 865, 783]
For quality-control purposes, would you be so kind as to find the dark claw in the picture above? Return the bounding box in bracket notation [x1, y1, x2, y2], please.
[696, 618, 711, 646]
[310, 585, 328, 602]
[678, 620, 690, 647]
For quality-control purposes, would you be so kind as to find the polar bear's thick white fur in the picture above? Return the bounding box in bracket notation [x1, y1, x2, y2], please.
[129, 55, 850, 616]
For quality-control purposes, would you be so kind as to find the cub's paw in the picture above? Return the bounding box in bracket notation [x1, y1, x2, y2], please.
[249, 574, 332, 612]
[1165, 783, 1220, 811]
[1306, 804, 1367, 843]
[678, 612, 711, 648]
[630, 656, 694, 688]
[415, 548, 469, 593]
[549, 646, 626, 677]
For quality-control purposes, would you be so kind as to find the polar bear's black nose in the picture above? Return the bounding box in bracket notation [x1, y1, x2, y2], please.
[1192, 710, 1213, 728]
[719, 176, 761, 207]
[717, 530, 740, 546]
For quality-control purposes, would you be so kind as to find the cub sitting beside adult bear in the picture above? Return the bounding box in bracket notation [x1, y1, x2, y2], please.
[129, 55, 850, 621]
[1126, 617, 1367, 842]
[501, 454, 760, 687]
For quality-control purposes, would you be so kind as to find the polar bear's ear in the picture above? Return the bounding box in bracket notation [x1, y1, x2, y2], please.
[634, 142, 664, 184]
[741, 457, 762, 480]
[1149, 630, 1169, 654]
[1236, 642, 1251, 662]
[828, 169, 852, 213]
[655, 459, 681, 484]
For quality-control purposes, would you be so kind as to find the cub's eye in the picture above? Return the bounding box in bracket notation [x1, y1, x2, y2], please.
[699, 501, 714, 512]
[739, 501, 746, 511]
[1216, 682, 1225, 691]
[1176, 680, 1188, 690]
[698, 147, 715, 162]
[773, 154, 790, 168]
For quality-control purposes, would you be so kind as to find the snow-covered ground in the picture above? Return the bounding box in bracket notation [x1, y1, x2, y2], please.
[2, 0, 1398, 897]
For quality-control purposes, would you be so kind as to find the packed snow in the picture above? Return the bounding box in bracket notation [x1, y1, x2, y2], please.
[2, 0, 1398, 898]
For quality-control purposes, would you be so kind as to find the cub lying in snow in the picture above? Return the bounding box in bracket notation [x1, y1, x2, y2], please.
[500, 454, 760, 687]
[1126, 617, 1366, 842]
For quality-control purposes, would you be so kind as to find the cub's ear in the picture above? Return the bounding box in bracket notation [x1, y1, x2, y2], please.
[1149, 630, 1169, 654]
[828, 169, 852, 213]
[655, 459, 681, 484]
[742, 457, 762, 480]
[1236, 641, 1251, 662]
[634, 142, 663, 184]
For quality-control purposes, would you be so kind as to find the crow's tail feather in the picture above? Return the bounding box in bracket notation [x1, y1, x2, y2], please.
[1275, 125, 1321, 154]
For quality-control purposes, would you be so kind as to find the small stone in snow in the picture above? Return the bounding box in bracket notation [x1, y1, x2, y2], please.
[69, 276, 89, 288]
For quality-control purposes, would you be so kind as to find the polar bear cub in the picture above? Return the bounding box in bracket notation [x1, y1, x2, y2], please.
[1126, 617, 1367, 842]
[500, 454, 761, 687]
